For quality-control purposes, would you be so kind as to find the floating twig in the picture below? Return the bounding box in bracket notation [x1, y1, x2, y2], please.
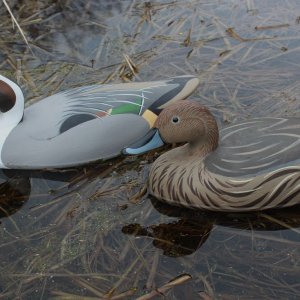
[136, 274, 192, 300]
[2, 0, 33, 53]
[255, 23, 290, 30]
[226, 27, 274, 42]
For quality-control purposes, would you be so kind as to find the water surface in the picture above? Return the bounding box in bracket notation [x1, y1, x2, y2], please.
[1, 0, 300, 299]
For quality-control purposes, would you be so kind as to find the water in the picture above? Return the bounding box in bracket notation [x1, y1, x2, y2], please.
[1, 0, 300, 299]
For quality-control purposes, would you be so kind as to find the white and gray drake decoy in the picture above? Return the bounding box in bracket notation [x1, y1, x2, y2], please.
[0, 75, 199, 169]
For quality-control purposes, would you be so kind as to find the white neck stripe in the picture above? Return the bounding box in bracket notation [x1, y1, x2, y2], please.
[0, 75, 24, 168]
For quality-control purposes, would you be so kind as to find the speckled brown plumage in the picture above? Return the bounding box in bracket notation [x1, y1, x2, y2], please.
[149, 101, 300, 211]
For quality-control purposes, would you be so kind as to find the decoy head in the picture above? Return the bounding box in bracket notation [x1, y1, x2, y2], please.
[124, 100, 219, 155]
[0, 75, 24, 123]
[154, 100, 218, 146]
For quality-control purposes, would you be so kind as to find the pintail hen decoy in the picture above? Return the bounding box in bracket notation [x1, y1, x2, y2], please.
[125, 101, 300, 212]
[0, 75, 199, 169]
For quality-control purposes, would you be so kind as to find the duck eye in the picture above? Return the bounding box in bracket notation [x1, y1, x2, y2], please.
[171, 116, 180, 124]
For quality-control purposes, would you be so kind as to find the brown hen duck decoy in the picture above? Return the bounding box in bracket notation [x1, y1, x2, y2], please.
[125, 101, 300, 212]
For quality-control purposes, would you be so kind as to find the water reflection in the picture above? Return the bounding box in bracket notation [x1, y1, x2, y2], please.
[7, 0, 125, 66]
[123, 219, 212, 257]
[0, 168, 78, 220]
[123, 196, 300, 257]
[0, 176, 31, 219]
[0, 156, 126, 221]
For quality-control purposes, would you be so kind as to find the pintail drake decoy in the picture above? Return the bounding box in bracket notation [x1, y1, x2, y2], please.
[125, 100, 300, 212]
[0, 75, 199, 169]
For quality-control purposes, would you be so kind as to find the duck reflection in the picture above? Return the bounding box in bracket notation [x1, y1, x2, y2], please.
[122, 196, 300, 257]
[0, 175, 31, 219]
[122, 219, 212, 257]
[0, 168, 80, 220]
[0, 157, 125, 220]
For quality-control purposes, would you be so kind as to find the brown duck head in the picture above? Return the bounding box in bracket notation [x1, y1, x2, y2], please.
[155, 100, 219, 153]
[124, 100, 219, 156]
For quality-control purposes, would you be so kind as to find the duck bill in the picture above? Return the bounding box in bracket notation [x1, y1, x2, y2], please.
[123, 129, 164, 155]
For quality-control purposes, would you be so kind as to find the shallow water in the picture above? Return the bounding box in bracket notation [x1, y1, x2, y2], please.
[1, 0, 300, 299]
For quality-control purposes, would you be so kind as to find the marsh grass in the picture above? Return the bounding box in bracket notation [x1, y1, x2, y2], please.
[1, 0, 300, 299]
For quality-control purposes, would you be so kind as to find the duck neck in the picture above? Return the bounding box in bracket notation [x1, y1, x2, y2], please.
[0, 76, 24, 168]
[187, 141, 215, 158]
[187, 120, 219, 158]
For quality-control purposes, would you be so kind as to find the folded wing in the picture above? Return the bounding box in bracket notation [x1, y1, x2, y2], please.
[205, 117, 300, 177]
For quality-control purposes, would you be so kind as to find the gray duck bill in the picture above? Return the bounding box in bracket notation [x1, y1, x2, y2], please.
[123, 129, 164, 155]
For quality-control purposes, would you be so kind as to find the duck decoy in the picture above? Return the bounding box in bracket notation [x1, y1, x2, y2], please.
[0, 75, 199, 169]
[125, 100, 300, 211]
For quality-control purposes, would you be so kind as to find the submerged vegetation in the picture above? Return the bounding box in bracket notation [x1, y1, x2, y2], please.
[1, 0, 300, 299]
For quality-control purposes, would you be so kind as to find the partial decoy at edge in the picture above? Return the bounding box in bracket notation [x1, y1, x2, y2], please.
[0, 75, 199, 169]
[125, 100, 300, 212]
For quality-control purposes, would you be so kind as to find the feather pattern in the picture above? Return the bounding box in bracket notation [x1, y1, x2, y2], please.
[205, 117, 300, 177]
[148, 102, 300, 212]
[1, 76, 201, 169]
[149, 148, 300, 211]
[23, 80, 176, 140]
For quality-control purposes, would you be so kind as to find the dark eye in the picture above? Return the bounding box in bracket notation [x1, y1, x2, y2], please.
[171, 116, 180, 124]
